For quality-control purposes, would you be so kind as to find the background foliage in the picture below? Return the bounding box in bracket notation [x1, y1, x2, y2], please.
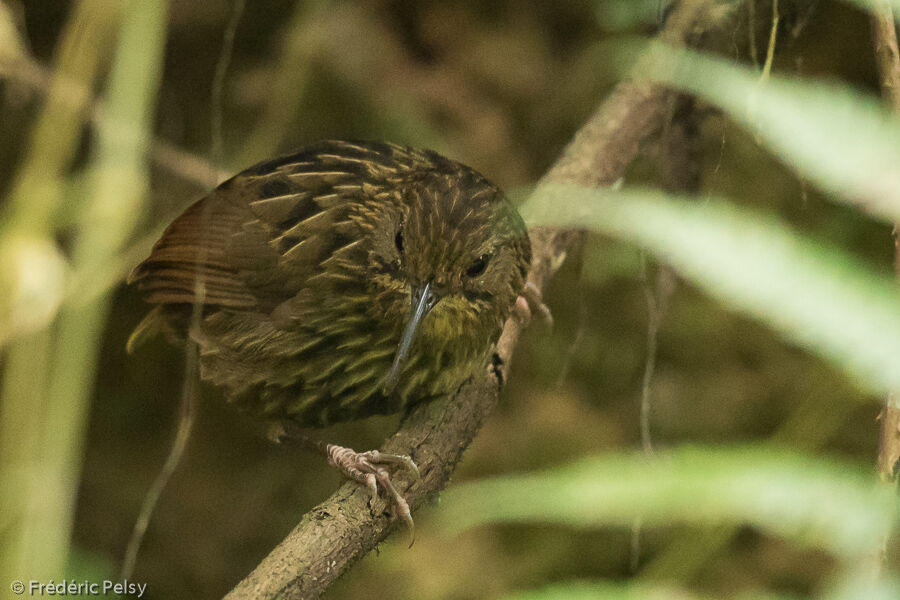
[1, 1, 899, 598]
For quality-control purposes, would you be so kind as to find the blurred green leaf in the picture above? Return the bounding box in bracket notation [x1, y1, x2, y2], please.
[497, 575, 899, 600]
[840, 0, 900, 19]
[627, 41, 900, 223]
[0, 235, 68, 341]
[38, 0, 169, 575]
[0, 0, 123, 584]
[439, 446, 891, 561]
[595, 0, 664, 30]
[500, 580, 796, 600]
[523, 185, 900, 395]
[821, 575, 900, 600]
[0, 2, 26, 67]
[0, 0, 168, 582]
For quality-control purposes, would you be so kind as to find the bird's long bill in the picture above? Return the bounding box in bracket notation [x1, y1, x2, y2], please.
[383, 282, 439, 395]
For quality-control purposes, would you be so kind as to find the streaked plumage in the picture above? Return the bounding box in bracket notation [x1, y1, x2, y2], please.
[130, 140, 531, 427]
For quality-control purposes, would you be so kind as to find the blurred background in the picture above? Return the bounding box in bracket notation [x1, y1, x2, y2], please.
[0, 0, 897, 598]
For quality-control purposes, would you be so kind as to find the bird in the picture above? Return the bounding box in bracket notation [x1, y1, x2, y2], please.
[128, 139, 533, 537]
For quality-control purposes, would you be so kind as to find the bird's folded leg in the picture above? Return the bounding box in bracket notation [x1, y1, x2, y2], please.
[267, 421, 419, 546]
[514, 281, 553, 329]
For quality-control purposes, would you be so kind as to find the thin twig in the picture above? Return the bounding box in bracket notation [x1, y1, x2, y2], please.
[630, 94, 698, 572]
[759, 0, 779, 84]
[120, 343, 198, 580]
[748, 0, 759, 68]
[210, 0, 246, 182]
[638, 259, 675, 457]
[121, 0, 246, 579]
[554, 235, 587, 388]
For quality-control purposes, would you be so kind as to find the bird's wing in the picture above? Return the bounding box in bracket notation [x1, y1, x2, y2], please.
[128, 192, 260, 307]
[129, 140, 434, 311]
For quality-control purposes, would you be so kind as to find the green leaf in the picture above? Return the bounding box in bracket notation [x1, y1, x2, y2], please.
[629, 41, 900, 223]
[595, 0, 662, 30]
[523, 185, 900, 395]
[503, 581, 654, 600]
[439, 446, 892, 561]
[840, 0, 900, 20]
[822, 575, 900, 600]
[499, 580, 797, 600]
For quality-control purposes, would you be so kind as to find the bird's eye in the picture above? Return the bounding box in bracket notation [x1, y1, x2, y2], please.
[466, 254, 490, 277]
[395, 229, 404, 254]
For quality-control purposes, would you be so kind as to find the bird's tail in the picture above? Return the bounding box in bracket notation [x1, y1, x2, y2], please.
[126, 305, 188, 353]
[126, 306, 164, 353]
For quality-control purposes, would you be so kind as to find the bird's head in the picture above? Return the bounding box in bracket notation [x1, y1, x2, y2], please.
[363, 168, 531, 394]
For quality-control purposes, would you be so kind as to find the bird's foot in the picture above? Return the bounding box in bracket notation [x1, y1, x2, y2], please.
[266, 422, 420, 545]
[326, 444, 420, 547]
[514, 281, 553, 329]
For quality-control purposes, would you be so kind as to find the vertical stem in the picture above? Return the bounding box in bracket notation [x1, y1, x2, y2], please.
[870, 0, 900, 485]
[868, 0, 900, 577]
[52, 0, 167, 577]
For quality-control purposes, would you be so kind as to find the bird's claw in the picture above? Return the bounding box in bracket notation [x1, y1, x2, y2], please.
[326, 445, 418, 547]
[364, 450, 421, 481]
[514, 281, 553, 329]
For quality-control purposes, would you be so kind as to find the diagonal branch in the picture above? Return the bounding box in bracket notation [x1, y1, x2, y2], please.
[224, 2, 764, 598]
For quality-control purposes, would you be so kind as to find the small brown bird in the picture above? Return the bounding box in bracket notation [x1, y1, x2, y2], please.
[129, 140, 532, 533]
